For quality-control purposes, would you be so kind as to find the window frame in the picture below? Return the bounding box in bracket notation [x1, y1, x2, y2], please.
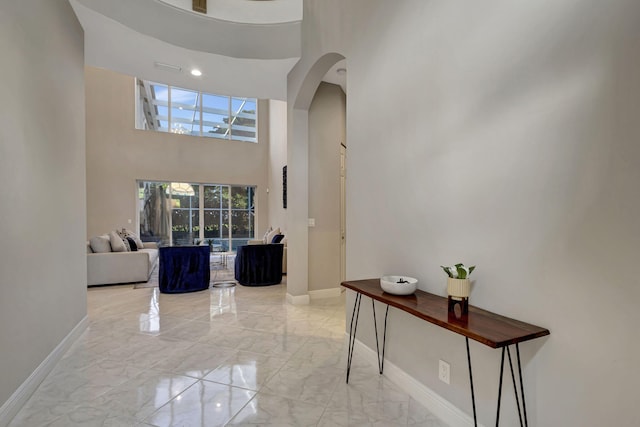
[137, 180, 256, 251]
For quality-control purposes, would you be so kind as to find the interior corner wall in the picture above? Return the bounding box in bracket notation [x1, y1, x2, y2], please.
[85, 66, 269, 240]
[0, 0, 86, 408]
[267, 99, 288, 232]
[289, 0, 640, 425]
[308, 82, 346, 291]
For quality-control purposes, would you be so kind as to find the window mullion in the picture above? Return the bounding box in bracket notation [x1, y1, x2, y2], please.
[168, 86, 172, 133]
[199, 185, 204, 241]
[227, 185, 232, 250]
[219, 186, 224, 249]
[228, 96, 232, 140]
[168, 184, 173, 246]
[199, 91, 203, 136]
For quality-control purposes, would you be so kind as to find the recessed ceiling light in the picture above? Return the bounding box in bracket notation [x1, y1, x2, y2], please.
[190, 69, 202, 77]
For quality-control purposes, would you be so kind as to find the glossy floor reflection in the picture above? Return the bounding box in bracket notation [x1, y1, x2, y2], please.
[10, 283, 448, 426]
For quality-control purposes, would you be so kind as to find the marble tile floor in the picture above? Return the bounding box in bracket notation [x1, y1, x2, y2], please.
[9, 283, 448, 427]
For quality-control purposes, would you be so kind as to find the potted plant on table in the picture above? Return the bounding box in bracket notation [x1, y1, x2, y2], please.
[441, 263, 475, 316]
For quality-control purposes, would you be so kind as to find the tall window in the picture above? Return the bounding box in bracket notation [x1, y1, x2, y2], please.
[135, 79, 257, 143]
[138, 181, 255, 250]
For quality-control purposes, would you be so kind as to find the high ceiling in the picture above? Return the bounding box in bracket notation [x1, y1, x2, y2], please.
[69, 0, 303, 100]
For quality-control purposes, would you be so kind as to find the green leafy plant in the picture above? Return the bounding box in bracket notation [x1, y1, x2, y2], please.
[441, 263, 476, 279]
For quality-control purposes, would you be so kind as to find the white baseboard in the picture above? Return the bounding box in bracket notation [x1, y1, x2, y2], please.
[0, 316, 89, 427]
[351, 338, 482, 427]
[286, 293, 310, 305]
[309, 287, 342, 300]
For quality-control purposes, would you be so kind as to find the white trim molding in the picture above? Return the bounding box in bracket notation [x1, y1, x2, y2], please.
[309, 287, 342, 300]
[0, 316, 89, 427]
[286, 292, 310, 305]
[351, 338, 483, 427]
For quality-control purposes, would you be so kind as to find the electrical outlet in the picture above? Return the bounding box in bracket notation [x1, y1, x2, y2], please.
[439, 360, 450, 384]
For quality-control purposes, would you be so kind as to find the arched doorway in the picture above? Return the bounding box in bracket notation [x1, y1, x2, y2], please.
[285, 52, 346, 304]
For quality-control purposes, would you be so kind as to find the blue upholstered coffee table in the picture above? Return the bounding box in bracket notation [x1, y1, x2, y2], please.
[159, 246, 210, 293]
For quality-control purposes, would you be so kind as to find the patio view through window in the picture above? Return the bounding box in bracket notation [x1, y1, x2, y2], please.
[138, 181, 255, 250]
[135, 79, 257, 142]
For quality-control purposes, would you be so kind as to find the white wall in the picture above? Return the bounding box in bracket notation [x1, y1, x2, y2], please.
[289, 0, 640, 425]
[85, 66, 270, 239]
[0, 0, 86, 409]
[267, 99, 287, 233]
[308, 82, 345, 291]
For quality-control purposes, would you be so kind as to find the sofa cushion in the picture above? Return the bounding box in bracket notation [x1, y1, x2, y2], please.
[262, 227, 273, 244]
[89, 235, 111, 253]
[141, 246, 159, 274]
[109, 231, 127, 252]
[271, 234, 284, 244]
[266, 227, 280, 244]
[116, 229, 133, 251]
[86, 241, 159, 286]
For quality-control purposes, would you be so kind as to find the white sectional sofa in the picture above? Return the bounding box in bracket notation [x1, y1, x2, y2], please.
[86, 240, 159, 286]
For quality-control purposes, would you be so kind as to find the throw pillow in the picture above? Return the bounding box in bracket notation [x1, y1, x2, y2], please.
[262, 227, 273, 244]
[122, 237, 131, 251]
[123, 228, 144, 249]
[89, 235, 112, 253]
[266, 227, 280, 244]
[109, 231, 127, 252]
[126, 237, 138, 251]
[115, 229, 132, 251]
[271, 234, 284, 244]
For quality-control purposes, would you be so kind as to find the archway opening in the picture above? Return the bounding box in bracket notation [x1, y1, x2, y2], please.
[285, 52, 346, 304]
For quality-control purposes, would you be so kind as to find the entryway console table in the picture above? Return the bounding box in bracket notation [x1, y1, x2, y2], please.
[341, 279, 549, 427]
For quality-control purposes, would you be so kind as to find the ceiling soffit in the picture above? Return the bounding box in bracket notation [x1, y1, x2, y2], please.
[73, 0, 301, 60]
[71, 0, 297, 100]
[159, 0, 302, 25]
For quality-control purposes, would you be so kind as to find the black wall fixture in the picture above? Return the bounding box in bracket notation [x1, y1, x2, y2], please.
[282, 165, 287, 209]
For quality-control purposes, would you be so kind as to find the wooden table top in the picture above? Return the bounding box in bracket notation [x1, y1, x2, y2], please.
[342, 279, 550, 348]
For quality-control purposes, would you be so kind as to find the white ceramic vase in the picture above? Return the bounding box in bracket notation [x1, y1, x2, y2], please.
[447, 278, 470, 300]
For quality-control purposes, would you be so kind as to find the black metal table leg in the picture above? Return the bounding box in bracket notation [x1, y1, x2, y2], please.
[496, 344, 531, 427]
[346, 292, 362, 383]
[466, 337, 478, 427]
[507, 347, 524, 426]
[516, 344, 529, 427]
[496, 347, 506, 427]
[372, 300, 390, 375]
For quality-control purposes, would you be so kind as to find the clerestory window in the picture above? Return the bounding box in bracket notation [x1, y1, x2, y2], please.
[135, 79, 257, 143]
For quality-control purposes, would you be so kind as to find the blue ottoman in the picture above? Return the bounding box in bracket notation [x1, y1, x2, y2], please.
[159, 246, 210, 293]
